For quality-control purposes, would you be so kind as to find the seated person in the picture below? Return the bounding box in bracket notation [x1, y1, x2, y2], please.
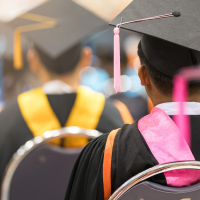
[64, 1, 200, 200]
[96, 44, 152, 120]
[0, 0, 131, 182]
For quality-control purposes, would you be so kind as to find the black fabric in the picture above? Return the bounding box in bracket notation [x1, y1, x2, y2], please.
[0, 100, 33, 182]
[111, 122, 167, 193]
[110, 0, 200, 52]
[47, 93, 77, 127]
[0, 93, 124, 183]
[109, 93, 148, 121]
[65, 122, 167, 200]
[140, 35, 200, 77]
[170, 115, 200, 161]
[96, 99, 124, 133]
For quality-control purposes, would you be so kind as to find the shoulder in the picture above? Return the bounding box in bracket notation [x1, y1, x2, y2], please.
[72, 132, 109, 174]
[114, 122, 144, 145]
[97, 99, 124, 133]
[71, 132, 109, 170]
[113, 120, 152, 150]
[0, 99, 33, 143]
[110, 94, 148, 120]
[0, 100, 21, 125]
[103, 98, 123, 118]
[83, 132, 109, 156]
[0, 100, 34, 181]
[92, 123, 142, 161]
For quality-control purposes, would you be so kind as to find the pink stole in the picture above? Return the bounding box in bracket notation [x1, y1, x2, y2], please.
[138, 107, 200, 187]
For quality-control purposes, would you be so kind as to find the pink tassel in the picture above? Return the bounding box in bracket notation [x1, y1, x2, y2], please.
[173, 75, 190, 147]
[114, 27, 121, 92]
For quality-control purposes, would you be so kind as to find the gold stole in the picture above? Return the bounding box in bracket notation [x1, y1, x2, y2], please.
[18, 86, 105, 147]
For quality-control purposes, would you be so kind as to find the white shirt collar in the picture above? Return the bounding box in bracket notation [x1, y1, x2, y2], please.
[156, 102, 200, 115]
[42, 80, 74, 95]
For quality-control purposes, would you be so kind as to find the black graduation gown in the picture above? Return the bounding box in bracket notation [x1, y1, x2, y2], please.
[0, 93, 124, 182]
[109, 93, 148, 121]
[65, 115, 200, 200]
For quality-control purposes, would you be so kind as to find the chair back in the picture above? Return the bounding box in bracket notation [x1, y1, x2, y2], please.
[1, 126, 102, 200]
[109, 161, 200, 200]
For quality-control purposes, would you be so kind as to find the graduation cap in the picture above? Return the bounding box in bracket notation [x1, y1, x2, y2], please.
[110, 0, 200, 92]
[8, 0, 106, 70]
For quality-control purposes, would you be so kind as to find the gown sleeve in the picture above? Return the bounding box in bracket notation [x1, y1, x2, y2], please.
[0, 100, 33, 182]
[64, 133, 109, 200]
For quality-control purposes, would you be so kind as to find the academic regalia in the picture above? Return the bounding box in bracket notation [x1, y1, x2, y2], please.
[0, 0, 134, 182]
[65, 107, 200, 200]
[65, 0, 200, 199]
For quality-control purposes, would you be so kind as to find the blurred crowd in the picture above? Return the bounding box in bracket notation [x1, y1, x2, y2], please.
[0, 1, 150, 120]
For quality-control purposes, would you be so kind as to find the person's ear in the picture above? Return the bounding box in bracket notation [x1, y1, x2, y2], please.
[79, 46, 93, 68]
[27, 49, 41, 73]
[138, 65, 151, 86]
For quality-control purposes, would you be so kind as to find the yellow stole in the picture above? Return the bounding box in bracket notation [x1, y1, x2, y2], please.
[18, 86, 105, 148]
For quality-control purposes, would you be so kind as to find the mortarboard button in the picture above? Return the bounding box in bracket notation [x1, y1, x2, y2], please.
[172, 11, 181, 17]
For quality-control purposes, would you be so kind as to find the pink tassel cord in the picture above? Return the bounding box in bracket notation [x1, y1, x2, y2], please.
[173, 75, 190, 147]
[114, 27, 121, 92]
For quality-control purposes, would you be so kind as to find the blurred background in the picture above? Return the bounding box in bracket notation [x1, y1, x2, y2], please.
[0, 0, 149, 120]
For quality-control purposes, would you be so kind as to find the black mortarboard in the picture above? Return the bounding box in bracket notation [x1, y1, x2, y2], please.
[110, 0, 200, 78]
[7, 0, 106, 70]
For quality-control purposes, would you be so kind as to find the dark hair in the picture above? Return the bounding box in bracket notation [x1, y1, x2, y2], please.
[137, 41, 200, 95]
[35, 42, 82, 75]
[97, 44, 127, 78]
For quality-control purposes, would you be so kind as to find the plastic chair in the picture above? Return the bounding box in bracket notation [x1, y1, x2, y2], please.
[109, 161, 200, 200]
[1, 126, 102, 200]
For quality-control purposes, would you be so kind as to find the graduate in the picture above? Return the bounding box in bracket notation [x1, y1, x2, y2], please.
[0, 0, 134, 182]
[65, 0, 200, 200]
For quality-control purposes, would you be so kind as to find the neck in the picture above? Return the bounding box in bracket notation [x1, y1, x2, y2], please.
[51, 74, 80, 91]
[150, 92, 200, 107]
[40, 69, 80, 91]
[150, 94, 172, 107]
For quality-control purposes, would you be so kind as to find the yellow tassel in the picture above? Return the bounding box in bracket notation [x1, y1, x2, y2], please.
[14, 30, 23, 70]
[13, 13, 56, 70]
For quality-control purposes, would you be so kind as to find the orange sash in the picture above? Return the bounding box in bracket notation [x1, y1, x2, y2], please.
[103, 128, 120, 200]
[148, 97, 154, 114]
[113, 100, 134, 124]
